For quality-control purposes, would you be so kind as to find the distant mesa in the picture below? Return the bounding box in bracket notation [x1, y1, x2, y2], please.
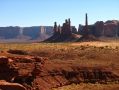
[0, 26, 53, 42]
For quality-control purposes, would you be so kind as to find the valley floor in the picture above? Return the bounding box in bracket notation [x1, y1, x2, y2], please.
[0, 40, 119, 90]
[53, 83, 119, 90]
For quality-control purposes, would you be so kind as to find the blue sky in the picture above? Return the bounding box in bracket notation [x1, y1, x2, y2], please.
[0, 0, 119, 28]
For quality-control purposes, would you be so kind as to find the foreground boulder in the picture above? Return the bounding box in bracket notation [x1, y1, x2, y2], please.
[0, 56, 17, 81]
[0, 80, 26, 90]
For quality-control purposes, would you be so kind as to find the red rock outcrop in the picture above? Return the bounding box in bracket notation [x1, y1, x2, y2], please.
[0, 56, 17, 81]
[33, 63, 119, 90]
[0, 56, 45, 90]
[0, 56, 119, 90]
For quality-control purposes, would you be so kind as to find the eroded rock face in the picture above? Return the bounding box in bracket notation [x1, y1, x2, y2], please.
[94, 20, 119, 37]
[94, 21, 104, 37]
[104, 20, 119, 37]
[33, 66, 119, 90]
[78, 20, 119, 38]
[0, 27, 20, 39]
[0, 56, 119, 90]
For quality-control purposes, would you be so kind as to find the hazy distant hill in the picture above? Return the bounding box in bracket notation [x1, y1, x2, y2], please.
[0, 26, 20, 39]
[0, 26, 53, 42]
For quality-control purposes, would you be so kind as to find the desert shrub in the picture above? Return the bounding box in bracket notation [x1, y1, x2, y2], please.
[99, 46, 104, 49]
[8, 49, 28, 55]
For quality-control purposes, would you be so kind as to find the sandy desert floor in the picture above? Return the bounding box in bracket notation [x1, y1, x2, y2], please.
[0, 40, 119, 90]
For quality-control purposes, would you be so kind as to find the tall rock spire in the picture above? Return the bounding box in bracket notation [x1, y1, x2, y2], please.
[58, 24, 62, 34]
[84, 13, 89, 36]
[85, 13, 88, 27]
[85, 13, 88, 33]
[53, 22, 58, 35]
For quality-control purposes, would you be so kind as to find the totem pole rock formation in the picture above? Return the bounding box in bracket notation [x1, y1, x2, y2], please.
[77, 13, 97, 41]
[84, 13, 89, 37]
[61, 18, 72, 37]
[45, 13, 100, 42]
[45, 18, 79, 42]
[53, 19, 72, 37]
[58, 25, 62, 35]
[53, 22, 58, 36]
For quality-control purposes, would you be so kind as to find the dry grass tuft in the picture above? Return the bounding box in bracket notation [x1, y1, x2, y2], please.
[52, 83, 119, 90]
